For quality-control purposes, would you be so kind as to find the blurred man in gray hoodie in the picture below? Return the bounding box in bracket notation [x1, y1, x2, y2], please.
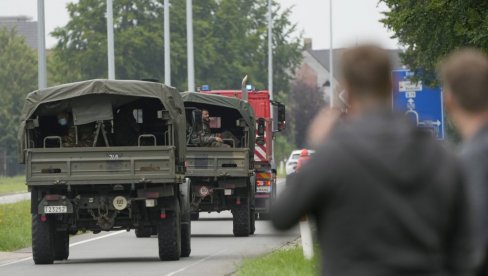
[441, 49, 488, 275]
[271, 45, 476, 276]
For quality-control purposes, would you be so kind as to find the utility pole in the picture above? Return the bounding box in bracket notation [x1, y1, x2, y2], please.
[268, 0, 273, 101]
[186, 0, 195, 91]
[164, 0, 171, 86]
[329, 0, 334, 108]
[106, 0, 115, 80]
[37, 0, 47, 89]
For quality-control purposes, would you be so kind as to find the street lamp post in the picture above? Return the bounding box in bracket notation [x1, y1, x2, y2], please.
[329, 0, 334, 108]
[37, 0, 47, 89]
[268, 0, 273, 101]
[164, 0, 171, 86]
[106, 0, 115, 80]
[186, 0, 195, 92]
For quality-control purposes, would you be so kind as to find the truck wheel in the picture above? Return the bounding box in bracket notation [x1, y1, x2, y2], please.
[32, 214, 55, 264]
[158, 200, 181, 261]
[190, 212, 199, 221]
[250, 209, 256, 235]
[54, 230, 69, 260]
[135, 228, 151, 238]
[232, 198, 250, 237]
[180, 219, 191, 257]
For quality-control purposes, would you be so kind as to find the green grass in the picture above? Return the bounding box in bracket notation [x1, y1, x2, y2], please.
[0, 200, 31, 251]
[237, 245, 319, 276]
[0, 176, 27, 195]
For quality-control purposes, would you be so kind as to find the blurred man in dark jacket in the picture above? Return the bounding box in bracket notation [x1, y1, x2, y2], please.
[440, 49, 488, 275]
[271, 45, 476, 276]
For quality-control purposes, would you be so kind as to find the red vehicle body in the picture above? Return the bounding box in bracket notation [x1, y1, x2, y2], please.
[201, 88, 285, 216]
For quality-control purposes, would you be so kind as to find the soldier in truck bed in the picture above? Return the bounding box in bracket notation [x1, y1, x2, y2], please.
[57, 112, 94, 147]
[190, 109, 231, 147]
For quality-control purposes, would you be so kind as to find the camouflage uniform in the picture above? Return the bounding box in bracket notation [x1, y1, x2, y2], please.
[190, 121, 230, 148]
[62, 124, 95, 147]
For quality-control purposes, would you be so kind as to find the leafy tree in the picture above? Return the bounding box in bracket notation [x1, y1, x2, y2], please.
[0, 28, 37, 175]
[49, 0, 302, 97]
[287, 80, 325, 148]
[49, 0, 164, 83]
[381, 0, 488, 85]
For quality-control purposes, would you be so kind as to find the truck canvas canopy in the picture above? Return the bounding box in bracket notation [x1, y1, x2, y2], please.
[18, 79, 187, 163]
[180, 91, 256, 151]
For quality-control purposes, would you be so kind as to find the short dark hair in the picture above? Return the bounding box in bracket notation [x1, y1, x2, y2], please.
[440, 49, 488, 113]
[341, 45, 392, 101]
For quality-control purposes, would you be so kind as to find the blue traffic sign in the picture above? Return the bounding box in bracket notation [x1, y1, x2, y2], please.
[392, 70, 445, 140]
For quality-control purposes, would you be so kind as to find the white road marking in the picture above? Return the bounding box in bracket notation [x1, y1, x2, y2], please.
[0, 257, 32, 268]
[69, 230, 125, 247]
[165, 249, 228, 276]
[0, 230, 125, 267]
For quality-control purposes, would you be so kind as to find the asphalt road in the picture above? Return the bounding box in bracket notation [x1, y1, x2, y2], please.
[0, 179, 299, 276]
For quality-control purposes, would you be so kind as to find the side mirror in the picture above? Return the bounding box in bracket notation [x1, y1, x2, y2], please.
[271, 101, 286, 132]
[157, 110, 171, 120]
[257, 118, 265, 136]
[278, 103, 286, 131]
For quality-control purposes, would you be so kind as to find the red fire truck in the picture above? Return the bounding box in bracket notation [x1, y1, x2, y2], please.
[200, 84, 285, 218]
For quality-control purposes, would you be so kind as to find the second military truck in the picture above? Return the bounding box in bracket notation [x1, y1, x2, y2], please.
[181, 92, 256, 237]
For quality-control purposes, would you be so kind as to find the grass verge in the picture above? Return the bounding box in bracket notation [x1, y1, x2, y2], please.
[0, 176, 27, 195]
[0, 200, 31, 251]
[237, 244, 319, 276]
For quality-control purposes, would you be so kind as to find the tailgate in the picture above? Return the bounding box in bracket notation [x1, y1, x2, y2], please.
[186, 148, 251, 177]
[26, 146, 179, 185]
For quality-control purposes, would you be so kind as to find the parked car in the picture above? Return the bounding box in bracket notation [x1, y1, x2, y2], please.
[285, 149, 315, 175]
[285, 150, 302, 175]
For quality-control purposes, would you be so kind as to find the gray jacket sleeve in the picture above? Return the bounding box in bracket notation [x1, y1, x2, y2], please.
[446, 158, 478, 275]
[271, 141, 339, 230]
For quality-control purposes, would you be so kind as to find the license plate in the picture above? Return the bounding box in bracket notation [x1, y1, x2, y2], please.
[257, 186, 271, 193]
[44, 206, 67, 214]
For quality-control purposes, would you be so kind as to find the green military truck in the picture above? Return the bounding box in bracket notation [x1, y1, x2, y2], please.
[18, 79, 190, 264]
[181, 92, 256, 237]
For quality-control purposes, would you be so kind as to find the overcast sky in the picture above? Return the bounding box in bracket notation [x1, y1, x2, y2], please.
[0, 0, 399, 49]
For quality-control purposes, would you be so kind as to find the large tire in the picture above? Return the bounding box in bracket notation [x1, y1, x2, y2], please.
[158, 199, 181, 261]
[54, 230, 69, 261]
[232, 198, 250, 237]
[250, 209, 256, 235]
[32, 214, 55, 264]
[135, 227, 152, 238]
[180, 221, 191, 257]
[190, 212, 199, 221]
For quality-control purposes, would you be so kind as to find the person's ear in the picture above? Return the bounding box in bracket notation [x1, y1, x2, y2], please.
[443, 88, 454, 113]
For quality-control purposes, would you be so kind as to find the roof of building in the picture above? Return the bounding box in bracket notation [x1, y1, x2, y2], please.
[306, 48, 405, 81]
[0, 16, 38, 49]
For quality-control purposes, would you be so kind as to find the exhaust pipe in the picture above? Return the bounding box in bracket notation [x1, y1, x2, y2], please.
[241, 75, 248, 102]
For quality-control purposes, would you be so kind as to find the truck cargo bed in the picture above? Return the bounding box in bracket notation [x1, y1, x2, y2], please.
[185, 147, 251, 178]
[26, 146, 181, 185]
